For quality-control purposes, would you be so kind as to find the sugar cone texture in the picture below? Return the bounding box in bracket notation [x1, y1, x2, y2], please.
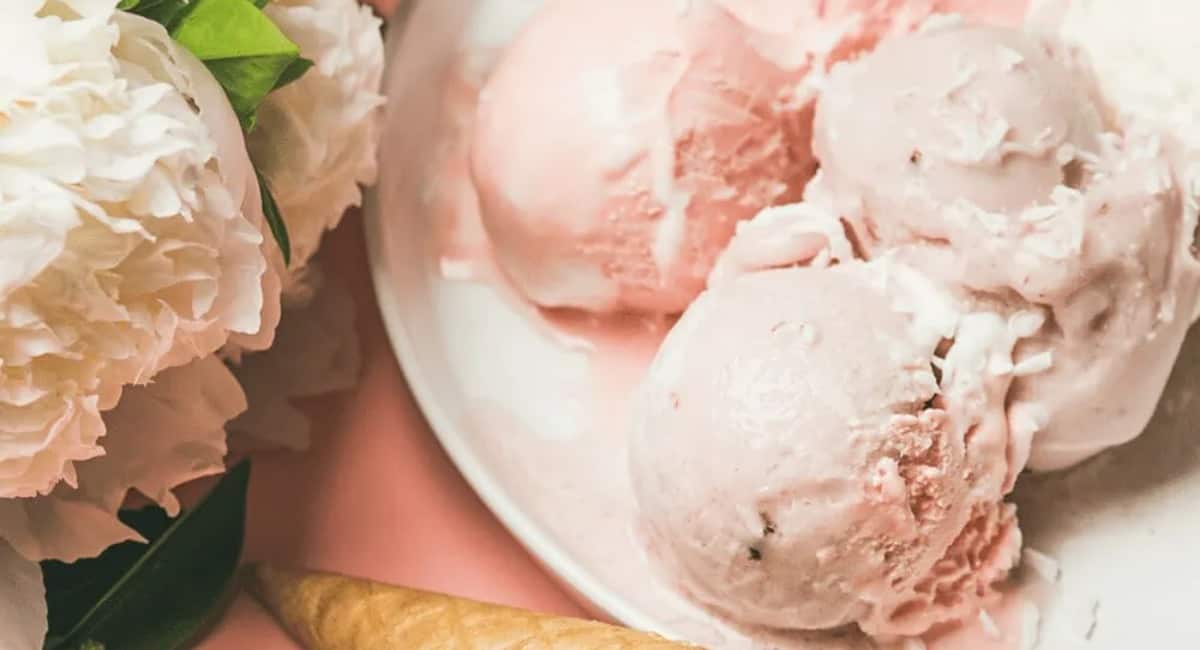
[246, 564, 700, 649]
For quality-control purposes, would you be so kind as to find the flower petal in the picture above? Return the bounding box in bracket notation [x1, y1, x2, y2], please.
[0, 8, 270, 497]
[249, 0, 385, 282]
[229, 266, 360, 451]
[0, 356, 244, 562]
[0, 540, 47, 650]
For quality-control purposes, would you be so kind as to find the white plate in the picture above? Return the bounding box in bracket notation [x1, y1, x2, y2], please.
[367, 2, 1200, 648]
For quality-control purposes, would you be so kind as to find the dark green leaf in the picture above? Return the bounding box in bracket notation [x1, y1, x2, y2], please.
[124, 0, 193, 28]
[273, 56, 314, 91]
[251, 0, 269, 7]
[203, 55, 299, 130]
[169, 0, 301, 129]
[42, 509, 172, 643]
[256, 169, 292, 266]
[116, 0, 141, 9]
[43, 462, 252, 650]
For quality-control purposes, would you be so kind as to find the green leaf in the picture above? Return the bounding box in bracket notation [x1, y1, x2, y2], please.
[257, 169, 292, 266]
[168, 0, 293, 60]
[273, 56, 314, 91]
[42, 509, 172, 643]
[120, 0, 304, 261]
[203, 56, 295, 130]
[42, 462, 252, 650]
[170, 0, 302, 130]
[123, 0, 193, 28]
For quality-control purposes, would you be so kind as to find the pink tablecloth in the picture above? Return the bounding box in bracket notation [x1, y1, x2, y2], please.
[199, 216, 588, 648]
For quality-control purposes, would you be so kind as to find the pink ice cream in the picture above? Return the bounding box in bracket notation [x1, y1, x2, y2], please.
[813, 23, 1110, 294]
[471, 0, 813, 314]
[630, 259, 1026, 637]
[630, 19, 1200, 641]
[469, 0, 1026, 314]
[813, 22, 1200, 471]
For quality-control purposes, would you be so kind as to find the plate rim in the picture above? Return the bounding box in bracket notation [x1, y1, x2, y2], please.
[363, 193, 673, 629]
[362, 19, 662, 626]
[361, 3, 1200, 648]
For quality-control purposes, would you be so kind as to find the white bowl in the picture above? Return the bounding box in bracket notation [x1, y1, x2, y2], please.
[366, 2, 1200, 648]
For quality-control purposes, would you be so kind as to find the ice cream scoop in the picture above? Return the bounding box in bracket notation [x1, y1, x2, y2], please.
[812, 22, 1200, 470]
[630, 259, 1027, 637]
[1005, 146, 1200, 470]
[470, 0, 1026, 315]
[470, 0, 815, 314]
[814, 22, 1107, 275]
[1030, 0, 1200, 470]
[1051, 0, 1200, 152]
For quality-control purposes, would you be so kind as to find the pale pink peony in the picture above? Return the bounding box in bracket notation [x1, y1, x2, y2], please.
[0, 2, 273, 499]
[0, 540, 45, 650]
[0, 356, 244, 564]
[248, 0, 385, 291]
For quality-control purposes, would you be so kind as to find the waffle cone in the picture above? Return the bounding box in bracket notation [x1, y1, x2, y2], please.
[246, 564, 699, 649]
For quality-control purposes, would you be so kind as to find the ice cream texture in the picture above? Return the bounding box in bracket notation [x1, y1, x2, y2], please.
[631, 17, 1200, 641]
[450, 0, 1200, 642]
[1051, 0, 1200, 154]
[471, 0, 814, 314]
[469, 0, 1026, 315]
[813, 22, 1200, 471]
[631, 258, 1027, 637]
[1038, 0, 1200, 469]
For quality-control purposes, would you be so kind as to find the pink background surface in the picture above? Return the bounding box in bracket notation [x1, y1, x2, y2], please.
[199, 216, 588, 648]
[203, 3, 585, 644]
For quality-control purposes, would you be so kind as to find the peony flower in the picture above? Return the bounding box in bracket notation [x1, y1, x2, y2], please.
[223, 0, 384, 450]
[0, 2, 276, 499]
[0, 540, 45, 650]
[0, 355, 243, 564]
[228, 266, 361, 451]
[248, 0, 385, 289]
[0, 4, 385, 647]
[0, 2, 384, 645]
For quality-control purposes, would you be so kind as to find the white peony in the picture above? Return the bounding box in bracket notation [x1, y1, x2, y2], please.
[248, 0, 385, 287]
[229, 266, 361, 451]
[0, 2, 383, 645]
[0, 1, 275, 500]
[0, 540, 46, 650]
[0, 355, 243, 564]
